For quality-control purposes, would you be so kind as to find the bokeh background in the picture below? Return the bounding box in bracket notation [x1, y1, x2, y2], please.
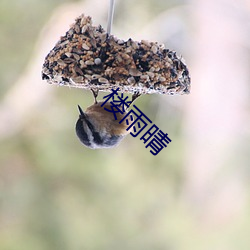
[1, 0, 250, 249]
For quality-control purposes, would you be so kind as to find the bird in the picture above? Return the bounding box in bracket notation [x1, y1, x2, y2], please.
[75, 89, 140, 149]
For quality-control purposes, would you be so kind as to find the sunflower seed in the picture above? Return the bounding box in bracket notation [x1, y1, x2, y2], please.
[128, 77, 135, 84]
[132, 41, 139, 50]
[85, 60, 94, 65]
[140, 75, 149, 81]
[59, 40, 69, 47]
[81, 25, 88, 34]
[141, 40, 150, 47]
[98, 77, 109, 84]
[57, 59, 67, 66]
[147, 72, 154, 78]
[92, 74, 101, 79]
[72, 76, 83, 83]
[75, 24, 80, 34]
[84, 74, 92, 80]
[151, 45, 158, 54]
[118, 39, 125, 45]
[63, 58, 75, 64]
[129, 68, 142, 77]
[74, 66, 83, 75]
[72, 53, 80, 60]
[82, 43, 90, 50]
[65, 52, 72, 58]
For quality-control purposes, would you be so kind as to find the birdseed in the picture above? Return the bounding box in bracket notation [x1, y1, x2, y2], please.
[42, 14, 190, 95]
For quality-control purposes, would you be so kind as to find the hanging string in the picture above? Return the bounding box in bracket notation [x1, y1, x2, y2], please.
[107, 0, 115, 34]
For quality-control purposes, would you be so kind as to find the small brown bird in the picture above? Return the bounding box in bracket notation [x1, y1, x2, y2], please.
[75, 90, 139, 149]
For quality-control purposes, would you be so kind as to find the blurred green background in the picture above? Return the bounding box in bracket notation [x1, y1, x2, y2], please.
[1, 0, 250, 249]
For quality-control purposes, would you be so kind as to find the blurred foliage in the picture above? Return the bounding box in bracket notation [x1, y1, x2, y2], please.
[0, 0, 71, 97]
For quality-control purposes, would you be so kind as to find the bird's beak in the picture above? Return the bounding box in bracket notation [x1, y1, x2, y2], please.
[77, 105, 86, 118]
